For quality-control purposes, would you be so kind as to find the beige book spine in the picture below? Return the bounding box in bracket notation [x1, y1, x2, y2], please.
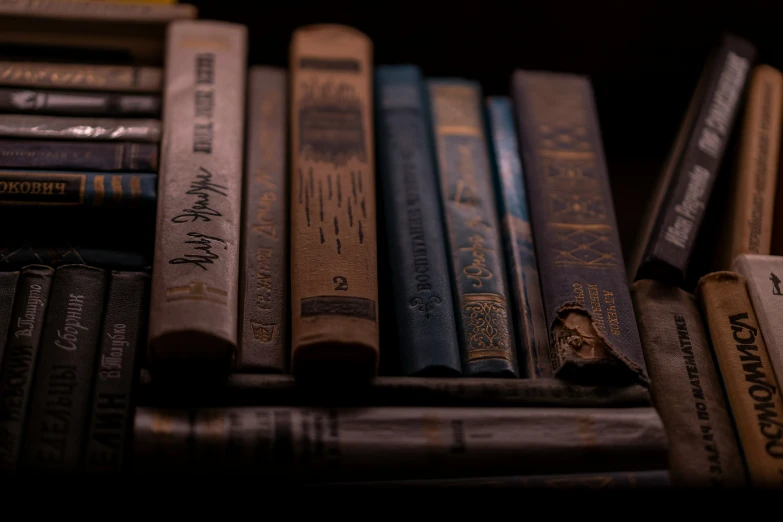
[289, 24, 379, 376]
[147, 20, 247, 368]
[721, 65, 783, 268]
[0, 61, 162, 92]
[696, 271, 783, 488]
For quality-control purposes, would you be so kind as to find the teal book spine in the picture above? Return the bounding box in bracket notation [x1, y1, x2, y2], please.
[0, 170, 156, 208]
[427, 79, 518, 377]
[486, 97, 553, 378]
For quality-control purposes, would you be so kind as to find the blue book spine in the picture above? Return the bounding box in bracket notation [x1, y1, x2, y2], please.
[375, 65, 461, 377]
[0, 170, 156, 208]
[427, 79, 519, 377]
[486, 97, 553, 378]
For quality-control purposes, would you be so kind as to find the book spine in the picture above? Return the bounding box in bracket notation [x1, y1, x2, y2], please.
[696, 271, 783, 488]
[0, 61, 162, 92]
[720, 65, 783, 269]
[0, 88, 161, 116]
[132, 405, 668, 480]
[136, 371, 652, 409]
[641, 35, 755, 283]
[0, 170, 156, 208]
[0, 242, 150, 271]
[486, 96, 551, 378]
[0, 265, 53, 473]
[146, 21, 246, 369]
[0, 1, 197, 22]
[512, 70, 648, 386]
[20, 264, 107, 474]
[731, 254, 783, 391]
[83, 271, 149, 474]
[631, 279, 747, 487]
[237, 66, 288, 373]
[0, 270, 18, 362]
[289, 25, 379, 376]
[427, 79, 518, 377]
[0, 140, 159, 172]
[375, 65, 461, 377]
[0, 115, 161, 142]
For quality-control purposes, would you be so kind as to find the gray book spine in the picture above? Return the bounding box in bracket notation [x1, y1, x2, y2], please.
[0, 270, 19, 363]
[0, 114, 161, 142]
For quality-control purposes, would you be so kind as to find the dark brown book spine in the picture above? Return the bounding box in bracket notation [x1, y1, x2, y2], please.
[0, 140, 159, 172]
[83, 271, 149, 474]
[21, 264, 107, 474]
[0, 265, 53, 473]
[237, 66, 288, 373]
[0, 270, 19, 363]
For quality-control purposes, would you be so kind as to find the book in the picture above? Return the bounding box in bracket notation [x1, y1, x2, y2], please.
[375, 64, 461, 377]
[0, 265, 53, 473]
[0, 140, 158, 172]
[146, 20, 247, 369]
[0, 115, 161, 142]
[289, 24, 380, 377]
[512, 70, 648, 386]
[0, 87, 161, 116]
[0, 0, 196, 22]
[631, 279, 747, 487]
[696, 271, 783, 488]
[237, 66, 288, 373]
[428, 79, 518, 377]
[132, 405, 668, 480]
[0, 61, 162, 91]
[487, 96, 551, 378]
[0, 239, 151, 271]
[0, 270, 18, 363]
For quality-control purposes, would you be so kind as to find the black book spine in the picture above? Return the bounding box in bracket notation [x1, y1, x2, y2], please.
[20, 264, 107, 474]
[0, 88, 161, 116]
[638, 34, 756, 283]
[0, 270, 19, 362]
[0, 265, 54, 473]
[83, 271, 149, 474]
[0, 140, 159, 172]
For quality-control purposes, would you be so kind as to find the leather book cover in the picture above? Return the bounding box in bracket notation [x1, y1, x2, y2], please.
[631, 279, 746, 487]
[696, 270, 783, 488]
[0, 265, 52, 473]
[0, 270, 18, 362]
[375, 65, 461, 377]
[289, 25, 379, 376]
[0, 240, 150, 271]
[0, 61, 162, 92]
[0, 170, 156, 208]
[20, 264, 107, 474]
[147, 20, 247, 369]
[0, 114, 161, 142]
[0, 140, 159, 172]
[0, 87, 161, 116]
[83, 271, 149, 474]
[237, 66, 288, 373]
[427, 79, 518, 377]
[512, 70, 648, 386]
[630, 34, 755, 284]
[486, 96, 552, 378]
[132, 405, 668, 480]
[732, 254, 783, 386]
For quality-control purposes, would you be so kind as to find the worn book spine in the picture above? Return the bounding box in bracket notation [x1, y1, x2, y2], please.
[0, 270, 18, 362]
[719, 65, 783, 270]
[0, 61, 162, 91]
[696, 271, 783, 488]
[512, 70, 648, 386]
[0, 265, 53, 473]
[132, 406, 668, 480]
[146, 20, 247, 369]
[83, 271, 149, 474]
[633, 35, 755, 284]
[486, 96, 551, 378]
[0, 140, 158, 172]
[0, 0, 197, 22]
[375, 65, 461, 377]
[631, 279, 747, 487]
[0, 115, 161, 142]
[732, 254, 783, 387]
[316, 470, 672, 488]
[237, 66, 288, 373]
[428, 79, 518, 377]
[136, 371, 652, 408]
[0, 88, 161, 116]
[0, 242, 150, 271]
[0, 170, 156, 208]
[20, 264, 106, 474]
[289, 25, 379, 376]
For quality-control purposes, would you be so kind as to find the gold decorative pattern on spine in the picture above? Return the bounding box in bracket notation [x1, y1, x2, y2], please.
[130, 175, 142, 207]
[111, 175, 123, 204]
[93, 175, 105, 207]
[462, 293, 512, 361]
